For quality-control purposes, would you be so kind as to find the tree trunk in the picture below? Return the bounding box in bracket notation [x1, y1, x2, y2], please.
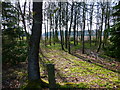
[73, 4, 77, 46]
[59, 2, 64, 50]
[44, 9, 47, 46]
[49, 13, 52, 46]
[18, 1, 30, 40]
[76, 14, 79, 45]
[28, 2, 42, 81]
[89, 3, 94, 47]
[68, 3, 74, 54]
[65, 2, 68, 48]
[53, 13, 55, 45]
[82, 3, 86, 54]
[97, 7, 104, 53]
[95, 5, 99, 46]
[55, 12, 59, 42]
[47, 16, 49, 40]
[103, 2, 110, 48]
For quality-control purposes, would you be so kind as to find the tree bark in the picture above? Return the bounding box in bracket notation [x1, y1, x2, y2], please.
[49, 12, 52, 46]
[82, 2, 86, 54]
[89, 3, 94, 47]
[97, 6, 104, 53]
[65, 2, 68, 48]
[95, 5, 99, 46]
[73, 4, 77, 46]
[59, 2, 64, 50]
[68, 3, 74, 54]
[44, 8, 47, 46]
[28, 2, 42, 81]
[55, 11, 59, 42]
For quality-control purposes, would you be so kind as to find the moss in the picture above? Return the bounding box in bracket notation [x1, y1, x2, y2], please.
[40, 44, 119, 88]
[21, 79, 49, 89]
[46, 43, 61, 50]
[60, 82, 89, 88]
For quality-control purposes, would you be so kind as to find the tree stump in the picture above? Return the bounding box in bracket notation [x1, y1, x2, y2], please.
[46, 64, 56, 89]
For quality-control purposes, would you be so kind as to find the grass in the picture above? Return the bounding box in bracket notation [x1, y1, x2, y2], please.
[59, 82, 89, 88]
[40, 43, 120, 88]
[71, 41, 97, 52]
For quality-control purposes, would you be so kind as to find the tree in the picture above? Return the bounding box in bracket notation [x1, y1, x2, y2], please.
[65, 2, 68, 48]
[17, 1, 30, 40]
[2, 2, 25, 64]
[54, 4, 59, 43]
[49, 4, 52, 46]
[95, 4, 100, 46]
[73, 3, 77, 46]
[28, 2, 42, 81]
[88, 3, 94, 47]
[44, 2, 47, 46]
[97, 3, 104, 53]
[82, 2, 86, 54]
[59, 2, 64, 50]
[106, 1, 120, 58]
[103, 2, 110, 48]
[68, 2, 74, 54]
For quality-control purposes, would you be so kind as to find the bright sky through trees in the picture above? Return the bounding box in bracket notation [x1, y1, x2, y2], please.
[3, 0, 117, 34]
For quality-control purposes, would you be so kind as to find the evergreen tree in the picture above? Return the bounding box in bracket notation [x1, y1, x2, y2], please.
[2, 2, 26, 64]
[106, 1, 120, 58]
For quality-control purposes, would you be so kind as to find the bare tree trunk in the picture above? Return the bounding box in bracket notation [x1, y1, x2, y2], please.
[76, 19, 79, 45]
[68, 3, 74, 54]
[82, 2, 86, 54]
[103, 2, 110, 48]
[47, 16, 49, 40]
[73, 4, 77, 46]
[59, 2, 64, 50]
[53, 13, 55, 45]
[55, 11, 59, 43]
[95, 5, 99, 46]
[65, 2, 68, 49]
[28, 2, 42, 81]
[89, 3, 94, 47]
[27, 2, 31, 35]
[95, 23, 98, 46]
[97, 7, 104, 53]
[18, 1, 29, 40]
[44, 8, 47, 46]
[49, 13, 52, 46]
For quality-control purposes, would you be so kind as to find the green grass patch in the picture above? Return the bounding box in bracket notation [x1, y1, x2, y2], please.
[59, 82, 89, 88]
[46, 43, 62, 50]
[41, 44, 119, 88]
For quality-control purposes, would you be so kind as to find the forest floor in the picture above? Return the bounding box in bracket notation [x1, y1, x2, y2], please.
[40, 43, 120, 88]
[2, 43, 120, 89]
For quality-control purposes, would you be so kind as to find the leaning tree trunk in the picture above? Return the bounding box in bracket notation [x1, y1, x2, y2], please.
[28, 2, 42, 81]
